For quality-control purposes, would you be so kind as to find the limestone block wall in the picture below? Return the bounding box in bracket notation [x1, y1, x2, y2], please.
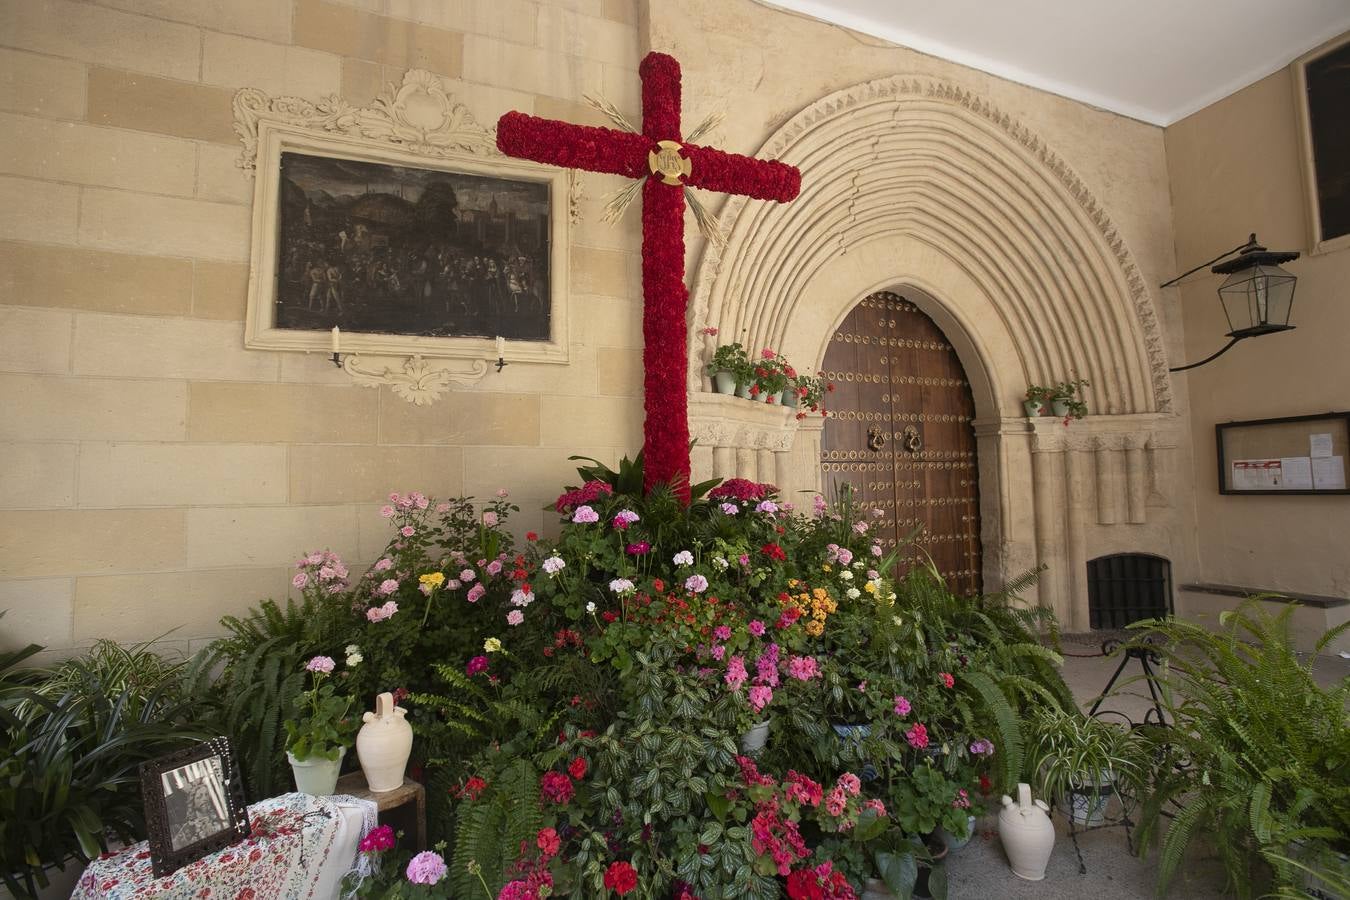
[0, 0, 645, 659]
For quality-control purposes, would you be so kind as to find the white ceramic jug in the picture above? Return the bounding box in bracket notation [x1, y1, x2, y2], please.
[998, 782, 1055, 881]
[356, 692, 413, 792]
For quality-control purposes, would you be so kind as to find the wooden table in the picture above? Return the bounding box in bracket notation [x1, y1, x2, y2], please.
[336, 772, 427, 852]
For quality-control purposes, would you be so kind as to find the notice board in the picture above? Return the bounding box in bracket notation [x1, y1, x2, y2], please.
[1217, 412, 1350, 495]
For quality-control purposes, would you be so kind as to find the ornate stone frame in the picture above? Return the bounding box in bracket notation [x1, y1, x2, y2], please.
[233, 70, 579, 399]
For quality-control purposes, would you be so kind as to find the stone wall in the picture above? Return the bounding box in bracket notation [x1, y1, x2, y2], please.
[1166, 54, 1350, 648]
[0, 0, 645, 658]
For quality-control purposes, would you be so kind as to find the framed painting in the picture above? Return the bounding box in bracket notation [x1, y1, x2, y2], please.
[235, 70, 575, 370]
[140, 737, 251, 877]
[1293, 33, 1350, 255]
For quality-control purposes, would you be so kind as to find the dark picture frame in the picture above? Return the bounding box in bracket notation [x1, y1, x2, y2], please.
[1294, 33, 1350, 255]
[1216, 411, 1350, 495]
[140, 737, 251, 877]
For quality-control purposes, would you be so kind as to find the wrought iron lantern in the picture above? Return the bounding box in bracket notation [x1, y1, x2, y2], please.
[1164, 233, 1300, 372]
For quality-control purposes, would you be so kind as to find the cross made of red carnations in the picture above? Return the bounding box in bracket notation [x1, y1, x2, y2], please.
[496, 52, 801, 501]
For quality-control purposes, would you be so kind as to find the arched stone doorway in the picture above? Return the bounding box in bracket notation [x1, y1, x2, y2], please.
[686, 74, 1191, 628]
[820, 290, 982, 596]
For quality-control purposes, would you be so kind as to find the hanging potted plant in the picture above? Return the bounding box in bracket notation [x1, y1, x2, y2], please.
[705, 341, 751, 396]
[1024, 385, 1052, 418]
[1049, 378, 1090, 423]
[750, 349, 791, 404]
[1026, 706, 1144, 827]
[284, 655, 355, 795]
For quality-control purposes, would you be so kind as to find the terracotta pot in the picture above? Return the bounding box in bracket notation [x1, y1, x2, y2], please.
[914, 840, 949, 899]
[999, 782, 1055, 881]
[356, 692, 413, 792]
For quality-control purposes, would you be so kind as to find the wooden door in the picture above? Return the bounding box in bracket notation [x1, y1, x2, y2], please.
[819, 291, 982, 596]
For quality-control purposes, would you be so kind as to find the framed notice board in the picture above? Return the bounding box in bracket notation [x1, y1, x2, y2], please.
[1217, 412, 1349, 495]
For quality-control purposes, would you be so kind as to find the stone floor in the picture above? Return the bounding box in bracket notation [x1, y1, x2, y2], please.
[945, 644, 1350, 899]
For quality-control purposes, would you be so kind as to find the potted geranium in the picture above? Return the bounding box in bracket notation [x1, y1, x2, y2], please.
[705, 341, 751, 396]
[1024, 385, 1052, 417]
[790, 371, 834, 418]
[1026, 706, 1143, 826]
[1049, 378, 1089, 422]
[750, 349, 792, 404]
[285, 655, 355, 795]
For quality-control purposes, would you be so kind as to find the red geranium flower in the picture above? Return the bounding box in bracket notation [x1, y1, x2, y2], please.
[568, 757, 588, 780]
[540, 770, 574, 805]
[526, 531, 538, 541]
[760, 542, 787, 561]
[603, 860, 638, 895]
[536, 827, 561, 860]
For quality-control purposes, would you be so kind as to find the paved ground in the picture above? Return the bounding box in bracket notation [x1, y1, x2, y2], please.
[946, 646, 1349, 899]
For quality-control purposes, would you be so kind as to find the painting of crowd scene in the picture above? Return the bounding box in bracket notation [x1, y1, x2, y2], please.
[273, 152, 552, 341]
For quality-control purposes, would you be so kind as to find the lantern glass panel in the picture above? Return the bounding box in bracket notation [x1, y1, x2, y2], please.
[1217, 263, 1296, 336]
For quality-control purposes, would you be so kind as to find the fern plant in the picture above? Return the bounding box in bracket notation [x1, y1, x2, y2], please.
[1129, 601, 1349, 898]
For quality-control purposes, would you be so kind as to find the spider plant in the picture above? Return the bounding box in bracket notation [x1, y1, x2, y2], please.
[1, 646, 209, 898]
[1025, 706, 1145, 825]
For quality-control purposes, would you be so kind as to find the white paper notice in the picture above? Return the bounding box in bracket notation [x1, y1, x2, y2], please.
[1232, 459, 1281, 490]
[1310, 433, 1334, 458]
[1312, 455, 1347, 490]
[1280, 457, 1313, 489]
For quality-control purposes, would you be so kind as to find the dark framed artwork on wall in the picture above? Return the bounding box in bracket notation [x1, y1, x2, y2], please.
[1294, 33, 1350, 255]
[140, 737, 251, 877]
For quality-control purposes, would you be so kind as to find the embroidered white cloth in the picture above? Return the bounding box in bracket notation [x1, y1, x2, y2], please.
[73, 792, 377, 900]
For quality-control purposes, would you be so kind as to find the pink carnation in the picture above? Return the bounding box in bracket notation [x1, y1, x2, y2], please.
[507, 609, 524, 626]
[466, 583, 486, 603]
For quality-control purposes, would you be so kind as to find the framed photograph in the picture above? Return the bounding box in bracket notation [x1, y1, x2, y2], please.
[1216, 411, 1350, 495]
[235, 69, 574, 367]
[141, 737, 251, 877]
[1293, 33, 1350, 255]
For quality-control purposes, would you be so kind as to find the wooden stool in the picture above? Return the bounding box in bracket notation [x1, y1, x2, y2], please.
[335, 772, 427, 852]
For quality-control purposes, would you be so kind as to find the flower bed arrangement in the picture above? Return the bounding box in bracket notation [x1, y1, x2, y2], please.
[183, 455, 1077, 900]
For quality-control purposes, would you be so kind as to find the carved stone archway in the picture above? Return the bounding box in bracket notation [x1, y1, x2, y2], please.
[687, 75, 1183, 623]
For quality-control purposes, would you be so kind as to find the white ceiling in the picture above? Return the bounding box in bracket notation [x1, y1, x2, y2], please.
[759, 0, 1350, 125]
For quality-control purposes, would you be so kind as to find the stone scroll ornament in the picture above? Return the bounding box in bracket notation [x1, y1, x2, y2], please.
[496, 52, 801, 501]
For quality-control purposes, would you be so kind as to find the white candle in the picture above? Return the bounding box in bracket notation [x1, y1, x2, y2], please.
[331, 326, 340, 353]
[495, 336, 505, 358]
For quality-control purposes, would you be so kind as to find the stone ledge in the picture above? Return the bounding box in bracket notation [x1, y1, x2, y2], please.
[1180, 582, 1349, 609]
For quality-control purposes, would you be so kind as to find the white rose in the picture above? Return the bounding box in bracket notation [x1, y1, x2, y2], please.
[846, 587, 861, 600]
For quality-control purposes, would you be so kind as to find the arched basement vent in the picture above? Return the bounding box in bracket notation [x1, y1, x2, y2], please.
[1086, 554, 1172, 630]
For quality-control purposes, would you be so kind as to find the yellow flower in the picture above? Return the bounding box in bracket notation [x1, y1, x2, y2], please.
[812, 587, 828, 601]
[788, 578, 800, 588]
[419, 572, 446, 589]
[821, 564, 832, 573]
[484, 637, 502, 653]
[806, 620, 824, 636]
[863, 582, 877, 594]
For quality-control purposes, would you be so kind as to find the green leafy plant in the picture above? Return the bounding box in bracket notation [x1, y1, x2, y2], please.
[284, 658, 354, 761]
[1025, 706, 1144, 819]
[748, 349, 792, 400]
[1049, 378, 1089, 420]
[790, 371, 834, 418]
[1024, 385, 1053, 404]
[185, 585, 357, 797]
[1, 644, 209, 898]
[705, 341, 752, 384]
[1129, 601, 1350, 898]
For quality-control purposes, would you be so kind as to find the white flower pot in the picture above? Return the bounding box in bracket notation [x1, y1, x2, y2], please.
[1066, 772, 1114, 826]
[1051, 399, 1072, 417]
[739, 720, 770, 753]
[713, 370, 738, 394]
[287, 745, 345, 796]
[1023, 399, 1044, 417]
[998, 783, 1055, 881]
[735, 383, 753, 400]
[940, 814, 978, 852]
[356, 692, 414, 792]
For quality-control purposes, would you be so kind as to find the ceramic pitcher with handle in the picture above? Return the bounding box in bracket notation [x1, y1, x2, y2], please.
[356, 691, 413, 792]
[998, 782, 1055, 880]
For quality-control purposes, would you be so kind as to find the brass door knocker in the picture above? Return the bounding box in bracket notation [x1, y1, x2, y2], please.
[866, 426, 887, 452]
[901, 425, 923, 453]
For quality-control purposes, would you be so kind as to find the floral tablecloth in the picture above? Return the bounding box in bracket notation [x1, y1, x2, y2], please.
[72, 792, 374, 900]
